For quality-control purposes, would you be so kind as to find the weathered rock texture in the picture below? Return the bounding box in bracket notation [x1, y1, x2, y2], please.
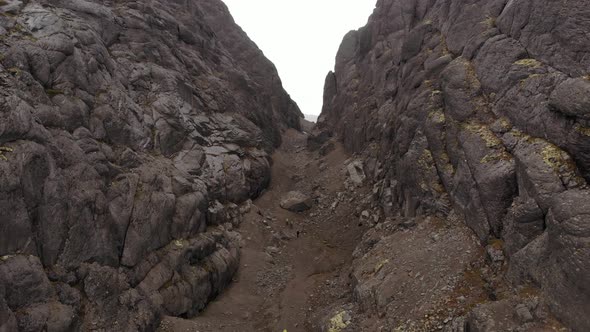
[0, 0, 301, 330]
[318, 0, 590, 330]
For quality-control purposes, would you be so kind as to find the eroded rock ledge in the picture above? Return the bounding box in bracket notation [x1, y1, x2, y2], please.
[316, 0, 590, 330]
[0, 0, 301, 330]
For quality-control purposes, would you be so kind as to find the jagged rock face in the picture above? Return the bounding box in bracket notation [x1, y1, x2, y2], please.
[0, 0, 301, 330]
[319, 0, 590, 330]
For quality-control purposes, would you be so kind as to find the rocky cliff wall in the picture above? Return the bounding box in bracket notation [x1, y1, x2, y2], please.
[318, 0, 590, 330]
[0, 0, 301, 331]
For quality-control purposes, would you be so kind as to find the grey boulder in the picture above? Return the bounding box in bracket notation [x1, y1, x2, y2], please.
[280, 191, 313, 212]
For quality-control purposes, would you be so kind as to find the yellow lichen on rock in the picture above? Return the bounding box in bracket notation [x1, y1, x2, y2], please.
[481, 16, 496, 28]
[328, 311, 351, 332]
[574, 124, 590, 137]
[439, 152, 455, 175]
[541, 143, 572, 173]
[418, 149, 435, 171]
[7, 67, 20, 75]
[0, 146, 13, 161]
[374, 259, 389, 273]
[497, 117, 512, 132]
[514, 58, 542, 67]
[428, 109, 446, 125]
[480, 150, 512, 164]
[1, 255, 14, 261]
[462, 122, 502, 149]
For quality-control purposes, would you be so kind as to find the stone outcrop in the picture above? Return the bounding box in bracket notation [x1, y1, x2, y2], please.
[318, 0, 590, 330]
[0, 0, 301, 330]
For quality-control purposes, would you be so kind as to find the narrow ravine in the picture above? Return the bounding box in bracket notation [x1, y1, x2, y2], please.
[158, 126, 570, 332]
[2, 1, 588, 331]
[158, 128, 370, 332]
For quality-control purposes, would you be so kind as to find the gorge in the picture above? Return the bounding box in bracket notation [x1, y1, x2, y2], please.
[1, 0, 589, 331]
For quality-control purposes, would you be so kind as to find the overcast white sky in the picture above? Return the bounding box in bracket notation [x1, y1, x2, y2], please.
[223, 0, 377, 116]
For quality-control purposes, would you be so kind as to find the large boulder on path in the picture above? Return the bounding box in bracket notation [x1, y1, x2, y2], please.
[280, 191, 313, 212]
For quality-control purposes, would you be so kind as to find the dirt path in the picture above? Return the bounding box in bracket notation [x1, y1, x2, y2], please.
[159, 129, 369, 332]
[157, 129, 569, 332]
